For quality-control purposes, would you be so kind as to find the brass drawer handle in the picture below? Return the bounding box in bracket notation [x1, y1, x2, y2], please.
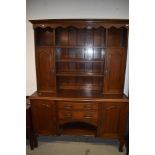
[64, 113, 72, 118]
[64, 104, 72, 109]
[84, 114, 93, 119]
[84, 104, 93, 109]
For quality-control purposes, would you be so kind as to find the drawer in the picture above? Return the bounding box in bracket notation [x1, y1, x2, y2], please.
[58, 102, 98, 110]
[58, 110, 98, 121]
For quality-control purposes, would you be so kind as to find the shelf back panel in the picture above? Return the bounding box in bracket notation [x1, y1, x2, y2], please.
[55, 27, 106, 47]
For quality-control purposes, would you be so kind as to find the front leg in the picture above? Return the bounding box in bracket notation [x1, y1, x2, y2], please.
[33, 133, 38, 148]
[119, 138, 125, 152]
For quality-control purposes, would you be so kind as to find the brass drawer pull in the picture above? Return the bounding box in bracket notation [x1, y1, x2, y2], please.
[84, 114, 93, 119]
[64, 104, 72, 109]
[84, 104, 92, 109]
[64, 113, 72, 118]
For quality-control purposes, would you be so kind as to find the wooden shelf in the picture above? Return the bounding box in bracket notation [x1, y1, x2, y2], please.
[35, 45, 106, 48]
[56, 72, 104, 77]
[55, 45, 106, 48]
[36, 45, 53, 47]
[56, 90, 127, 99]
[36, 45, 126, 49]
[31, 90, 128, 100]
[57, 90, 103, 98]
[36, 44, 126, 49]
[56, 59, 104, 62]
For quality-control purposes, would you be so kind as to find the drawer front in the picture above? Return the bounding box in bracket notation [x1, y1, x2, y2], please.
[58, 102, 98, 110]
[58, 110, 98, 121]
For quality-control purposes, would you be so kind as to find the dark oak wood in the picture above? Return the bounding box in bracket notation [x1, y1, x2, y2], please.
[30, 90, 129, 102]
[26, 99, 38, 149]
[100, 103, 121, 138]
[107, 27, 127, 47]
[99, 102, 128, 137]
[103, 48, 127, 94]
[118, 103, 129, 152]
[30, 19, 129, 29]
[58, 101, 99, 126]
[59, 122, 97, 136]
[30, 99, 57, 135]
[29, 19, 129, 152]
[35, 47, 56, 94]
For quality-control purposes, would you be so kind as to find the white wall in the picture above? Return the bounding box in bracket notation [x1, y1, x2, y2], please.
[26, 0, 129, 95]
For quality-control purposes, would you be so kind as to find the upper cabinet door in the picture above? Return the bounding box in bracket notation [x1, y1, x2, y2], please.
[36, 47, 56, 94]
[103, 48, 127, 94]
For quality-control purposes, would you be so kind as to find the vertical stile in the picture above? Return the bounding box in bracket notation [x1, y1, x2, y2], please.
[53, 28, 57, 92]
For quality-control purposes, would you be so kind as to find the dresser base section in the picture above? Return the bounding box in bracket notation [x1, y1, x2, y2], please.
[30, 96, 128, 152]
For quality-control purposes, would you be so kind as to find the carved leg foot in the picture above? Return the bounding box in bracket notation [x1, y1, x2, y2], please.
[28, 127, 35, 150]
[119, 139, 124, 152]
[33, 134, 38, 148]
[29, 138, 34, 150]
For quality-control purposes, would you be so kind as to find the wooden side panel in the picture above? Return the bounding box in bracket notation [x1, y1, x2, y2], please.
[36, 47, 56, 93]
[31, 99, 57, 135]
[103, 48, 126, 94]
[118, 103, 129, 137]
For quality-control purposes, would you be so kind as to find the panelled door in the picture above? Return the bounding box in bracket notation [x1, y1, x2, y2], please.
[35, 47, 56, 94]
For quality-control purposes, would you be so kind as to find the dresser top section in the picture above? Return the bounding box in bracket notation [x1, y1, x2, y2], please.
[29, 19, 129, 29]
[30, 19, 129, 23]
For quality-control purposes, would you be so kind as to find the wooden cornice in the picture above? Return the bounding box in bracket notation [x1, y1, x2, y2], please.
[29, 19, 129, 29]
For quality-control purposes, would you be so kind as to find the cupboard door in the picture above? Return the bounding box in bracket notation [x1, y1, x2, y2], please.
[36, 47, 56, 94]
[100, 103, 121, 138]
[103, 48, 126, 94]
[31, 99, 56, 135]
[99, 102, 128, 138]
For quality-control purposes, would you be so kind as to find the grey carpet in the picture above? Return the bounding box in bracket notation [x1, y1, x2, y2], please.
[27, 135, 125, 155]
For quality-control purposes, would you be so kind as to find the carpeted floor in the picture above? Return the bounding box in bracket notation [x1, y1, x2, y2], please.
[26, 136, 125, 155]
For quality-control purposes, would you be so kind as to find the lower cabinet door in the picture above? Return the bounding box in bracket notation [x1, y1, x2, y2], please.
[99, 102, 128, 138]
[31, 99, 57, 135]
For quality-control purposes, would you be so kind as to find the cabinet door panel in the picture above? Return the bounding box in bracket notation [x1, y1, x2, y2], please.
[36, 47, 56, 93]
[103, 48, 126, 94]
[31, 99, 56, 135]
[99, 102, 128, 139]
[101, 103, 121, 138]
